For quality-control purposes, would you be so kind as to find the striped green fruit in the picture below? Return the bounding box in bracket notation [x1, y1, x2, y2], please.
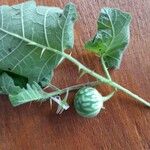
[74, 87, 103, 118]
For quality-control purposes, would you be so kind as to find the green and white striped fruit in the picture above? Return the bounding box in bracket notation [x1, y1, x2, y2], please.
[74, 87, 104, 118]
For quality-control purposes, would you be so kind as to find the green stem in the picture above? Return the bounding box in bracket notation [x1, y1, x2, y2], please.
[46, 50, 150, 107]
[101, 56, 112, 80]
[25, 45, 150, 107]
[63, 52, 150, 107]
[1, 28, 149, 107]
[45, 81, 99, 97]
[101, 56, 117, 92]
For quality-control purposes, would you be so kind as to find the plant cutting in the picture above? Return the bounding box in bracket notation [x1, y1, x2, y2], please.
[0, 1, 149, 117]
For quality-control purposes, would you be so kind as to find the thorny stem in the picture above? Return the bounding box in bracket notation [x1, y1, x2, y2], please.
[47, 81, 100, 96]
[44, 81, 100, 109]
[45, 81, 99, 110]
[44, 50, 150, 107]
[44, 83, 61, 91]
[65, 52, 150, 107]
[0, 28, 149, 107]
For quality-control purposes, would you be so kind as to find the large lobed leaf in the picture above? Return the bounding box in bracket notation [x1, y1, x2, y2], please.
[0, 1, 77, 107]
[85, 8, 131, 69]
[0, 1, 77, 86]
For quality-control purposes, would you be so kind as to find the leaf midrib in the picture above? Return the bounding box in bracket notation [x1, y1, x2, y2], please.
[0, 3, 74, 83]
[102, 9, 129, 57]
[103, 9, 115, 56]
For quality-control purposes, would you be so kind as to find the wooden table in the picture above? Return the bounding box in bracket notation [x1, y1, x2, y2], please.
[0, 0, 150, 149]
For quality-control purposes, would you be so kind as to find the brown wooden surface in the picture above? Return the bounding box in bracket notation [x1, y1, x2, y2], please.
[0, 0, 150, 150]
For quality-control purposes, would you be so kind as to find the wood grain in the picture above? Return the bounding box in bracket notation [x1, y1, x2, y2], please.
[0, 0, 150, 150]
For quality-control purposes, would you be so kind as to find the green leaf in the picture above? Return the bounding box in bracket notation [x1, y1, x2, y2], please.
[9, 82, 47, 106]
[9, 81, 69, 109]
[0, 72, 69, 109]
[85, 8, 131, 69]
[0, 1, 77, 86]
[0, 70, 28, 87]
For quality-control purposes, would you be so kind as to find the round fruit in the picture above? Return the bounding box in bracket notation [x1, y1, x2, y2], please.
[74, 87, 103, 118]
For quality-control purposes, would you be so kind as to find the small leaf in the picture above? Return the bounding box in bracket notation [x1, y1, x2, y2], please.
[85, 8, 131, 69]
[9, 81, 69, 109]
[9, 82, 47, 106]
[0, 72, 69, 109]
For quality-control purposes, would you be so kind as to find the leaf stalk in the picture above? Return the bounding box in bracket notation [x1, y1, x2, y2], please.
[101, 56, 112, 81]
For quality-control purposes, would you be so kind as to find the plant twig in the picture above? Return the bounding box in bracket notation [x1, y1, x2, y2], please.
[45, 81, 99, 96]
[1, 28, 149, 107]
[45, 50, 150, 107]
